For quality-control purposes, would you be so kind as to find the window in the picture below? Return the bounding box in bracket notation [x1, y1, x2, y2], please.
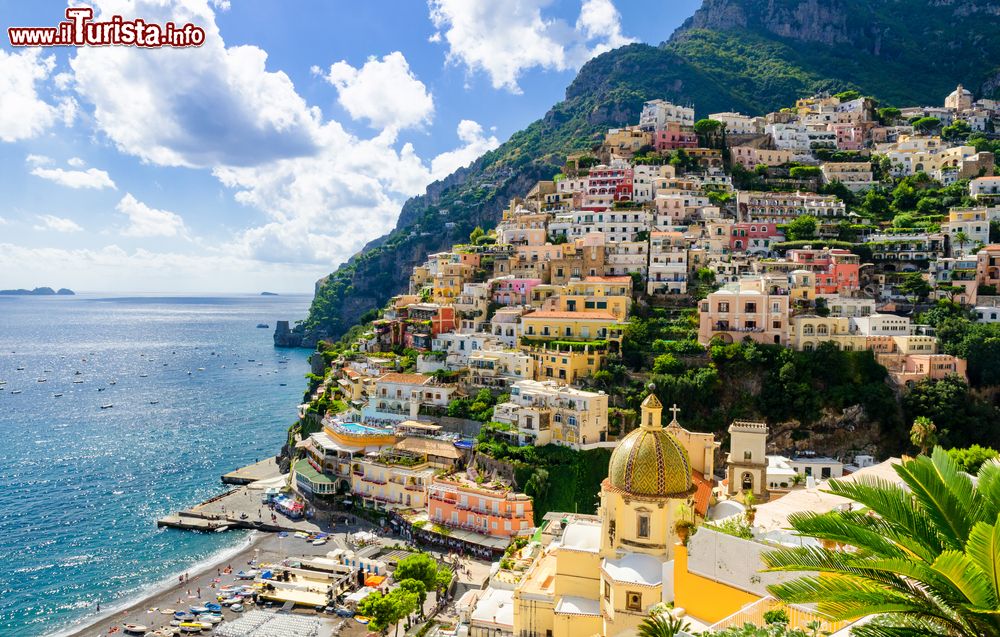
[604, 581, 611, 601]
[626, 591, 642, 612]
[637, 513, 650, 538]
[718, 301, 730, 312]
[744, 450, 752, 461]
[821, 467, 831, 479]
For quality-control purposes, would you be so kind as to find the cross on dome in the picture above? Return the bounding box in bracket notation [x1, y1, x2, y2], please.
[668, 404, 681, 424]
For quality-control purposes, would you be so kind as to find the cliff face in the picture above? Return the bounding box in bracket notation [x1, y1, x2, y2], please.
[303, 0, 1000, 342]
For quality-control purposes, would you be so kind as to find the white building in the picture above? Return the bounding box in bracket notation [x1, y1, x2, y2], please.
[821, 161, 875, 192]
[492, 380, 609, 448]
[708, 111, 761, 136]
[648, 231, 688, 295]
[467, 349, 533, 390]
[605, 241, 648, 277]
[638, 99, 695, 131]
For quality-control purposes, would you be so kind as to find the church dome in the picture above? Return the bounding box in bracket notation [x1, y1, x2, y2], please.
[607, 394, 693, 498]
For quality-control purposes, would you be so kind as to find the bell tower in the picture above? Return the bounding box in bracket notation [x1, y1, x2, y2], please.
[726, 420, 769, 499]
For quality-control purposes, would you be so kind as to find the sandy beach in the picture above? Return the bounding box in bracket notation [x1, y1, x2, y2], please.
[57, 530, 345, 637]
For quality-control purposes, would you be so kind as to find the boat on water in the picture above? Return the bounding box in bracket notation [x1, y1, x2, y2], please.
[53, 393, 63, 398]
[110, 380, 117, 385]
[139, 373, 149, 378]
[197, 368, 205, 371]
[10, 390, 22, 394]
[101, 404, 113, 409]
[279, 383, 287, 386]
[73, 379, 84, 384]
[16, 366, 24, 371]
[36, 378, 46, 383]
[256, 323, 269, 328]
[74, 370, 82, 375]
[150, 400, 159, 405]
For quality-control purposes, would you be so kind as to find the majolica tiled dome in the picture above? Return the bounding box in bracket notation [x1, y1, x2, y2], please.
[608, 394, 692, 498]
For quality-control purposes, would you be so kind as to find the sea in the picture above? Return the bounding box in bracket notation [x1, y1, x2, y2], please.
[0, 293, 314, 637]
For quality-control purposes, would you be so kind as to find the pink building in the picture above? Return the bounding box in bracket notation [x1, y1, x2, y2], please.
[428, 474, 534, 538]
[654, 122, 698, 151]
[830, 123, 865, 151]
[878, 353, 968, 385]
[587, 165, 633, 202]
[787, 248, 860, 294]
[698, 278, 791, 346]
[492, 278, 542, 306]
[730, 223, 784, 254]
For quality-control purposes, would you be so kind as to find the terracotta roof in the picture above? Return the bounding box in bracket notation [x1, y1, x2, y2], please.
[523, 311, 619, 321]
[396, 437, 463, 459]
[378, 373, 431, 385]
[692, 473, 714, 517]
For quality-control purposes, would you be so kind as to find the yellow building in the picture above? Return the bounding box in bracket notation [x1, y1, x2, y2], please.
[520, 311, 624, 345]
[512, 391, 704, 637]
[526, 343, 606, 385]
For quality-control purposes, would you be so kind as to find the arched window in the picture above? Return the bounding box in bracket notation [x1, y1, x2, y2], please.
[744, 450, 752, 461]
[637, 511, 650, 539]
[741, 472, 754, 491]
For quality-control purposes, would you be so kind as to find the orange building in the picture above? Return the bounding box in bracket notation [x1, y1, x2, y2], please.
[428, 473, 534, 539]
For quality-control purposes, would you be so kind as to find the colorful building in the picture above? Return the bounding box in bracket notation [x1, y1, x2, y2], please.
[428, 473, 534, 539]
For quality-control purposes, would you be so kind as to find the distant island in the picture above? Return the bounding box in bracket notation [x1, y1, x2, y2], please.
[0, 287, 75, 296]
[260, 291, 279, 296]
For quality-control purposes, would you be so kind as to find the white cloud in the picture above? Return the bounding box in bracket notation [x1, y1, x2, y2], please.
[34, 214, 83, 233]
[70, 0, 320, 168]
[321, 52, 434, 131]
[67, 157, 86, 168]
[430, 120, 500, 180]
[427, 0, 635, 92]
[0, 217, 7, 226]
[61, 0, 503, 272]
[116, 193, 188, 238]
[0, 49, 68, 142]
[31, 166, 117, 190]
[26, 154, 52, 166]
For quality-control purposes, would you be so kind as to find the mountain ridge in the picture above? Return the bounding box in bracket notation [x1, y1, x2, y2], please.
[300, 0, 1000, 343]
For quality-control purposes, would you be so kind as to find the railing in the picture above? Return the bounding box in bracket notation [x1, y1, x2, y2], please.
[708, 596, 848, 634]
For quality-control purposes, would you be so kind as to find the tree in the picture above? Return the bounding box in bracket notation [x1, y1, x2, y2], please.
[469, 226, 485, 244]
[524, 468, 550, 504]
[789, 165, 822, 180]
[785, 216, 818, 241]
[910, 416, 938, 455]
[636, 612, 691, 637]
[694, 118, 724, 135]
[899, 272, 932, 307]
[397, 578, 427, 619]
[394, 553, 440, 593]
[943, 119, 972, 141]
[763, 448, 1000, 637]
[357, 589, 417, 636]
[912, 116, 943, 134]
[834, 90, 862, 102]
[948, 445, 1000, 474]
[878, 106, 902, 124]
[954, 230, 971, 254]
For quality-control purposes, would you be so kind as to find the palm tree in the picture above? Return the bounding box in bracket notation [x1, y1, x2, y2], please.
[762, 448, 1000, 637]
[954, 230, 970, 255]
[910, 416, 938, 455]
[637, 612, 691, 637]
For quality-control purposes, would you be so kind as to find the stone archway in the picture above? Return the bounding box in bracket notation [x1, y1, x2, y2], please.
[741, 471, 754, 492]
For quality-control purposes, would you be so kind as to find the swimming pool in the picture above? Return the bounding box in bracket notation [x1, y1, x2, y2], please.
[334, 422, 391, 435]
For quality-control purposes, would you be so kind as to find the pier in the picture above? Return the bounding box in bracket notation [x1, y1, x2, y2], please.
[220, 457, 280, 485]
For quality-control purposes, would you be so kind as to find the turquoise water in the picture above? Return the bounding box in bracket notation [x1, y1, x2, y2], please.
[335, 422, 390, 434]
[0, 294, 313, 637]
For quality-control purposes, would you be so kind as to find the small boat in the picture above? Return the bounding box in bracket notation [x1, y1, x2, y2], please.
[195, 621, 213, 630]
[10, 390, 21, 394]
[256, 323, 269, 329]
[189, 605, 209, 614]
[355, 616, 371, 625]
[110, 380, 117, 385]
[160, 608, 176, 615]
[150, 400, 159, 405]
[98, 387, 105, 391]
[73, 379, 84, 384]
[294, 531, 309, 539]
[139, 373, 148, 378]
[204, 602, 222, 613]
[74, 371, 82, 376]
[230, 603, 243, 612]
[173, 611, 195, 620]
[16, 366, 24, 371]
[312, 538, 326, 546]
[201, 614, 222, 624]
[53, 393, 63, 397]
[37, 378, 46, 383]
[197, 368, 205, 371]
[279, 383, 286, 386]
[123, 624, 149, 634]
[101, 404, 113, 409]
[220, 596, 243, 607]
[178, 623, 202, 633]
[235, 569, 257, 579]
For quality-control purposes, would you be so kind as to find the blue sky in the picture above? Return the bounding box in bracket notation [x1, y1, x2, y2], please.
[0, 0, 701, 293]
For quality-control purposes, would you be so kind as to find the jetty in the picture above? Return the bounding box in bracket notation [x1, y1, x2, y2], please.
[220, 457, 280, 485]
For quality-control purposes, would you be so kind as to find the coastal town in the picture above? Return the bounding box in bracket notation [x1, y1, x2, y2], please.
[135, 84, 1000, 637]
